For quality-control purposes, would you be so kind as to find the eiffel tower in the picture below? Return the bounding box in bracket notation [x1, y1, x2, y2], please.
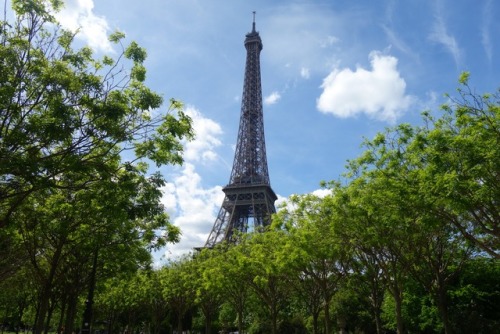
[204, 13, 277, 248]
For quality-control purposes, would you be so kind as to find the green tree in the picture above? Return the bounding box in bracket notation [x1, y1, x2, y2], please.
[191, 249, 224, 334]
[417, 73, 499, 258]
[350, 78, 499, 334]
[0, 0, 193, 228]
[235, 231, 292, 334]
[333, 173, 411, 334]
[202, 243, 251, 333]
[274, 194, 346, 334]
[1, 1, 193, 333]
[342, 122, 474, 333]
[448, 257, 500, 333]
[13, 164, 178, 334]
[159, 257, 197, 334]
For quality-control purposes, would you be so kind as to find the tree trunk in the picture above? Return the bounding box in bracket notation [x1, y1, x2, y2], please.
[337, 315, 347, 334]
[64, 293, 78, 334]
[393, 289, 405, 334]
[369, 279, 383, 334]
[270, 308, 278, 334]
[324, 299, 331, 334]
[203, 308, 212, 334]
[33, 236, 66, 334]
[373, 307, 383, 334]
[237, 308, 244, 334]
[312, 311, 320, 334]
[81, 250, 99, 334]
[34, 286, 51, 334]
[436, 283, 452, 334]
[57, 298, 67, 334]
[176, 311, 183, 334]
[16, 300, 26, 334]
[44, 300, 55, 334]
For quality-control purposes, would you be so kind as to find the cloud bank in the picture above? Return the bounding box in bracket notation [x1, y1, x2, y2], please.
[159, 107, 226, 259]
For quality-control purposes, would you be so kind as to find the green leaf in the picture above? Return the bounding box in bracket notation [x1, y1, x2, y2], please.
[109, 30, 126, 43]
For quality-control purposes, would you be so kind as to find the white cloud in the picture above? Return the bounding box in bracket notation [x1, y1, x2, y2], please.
[274, 190, 329, 220]
[316, 51, 413, 123]
[320, 35, 340, 48]
[382, 25, 419, 64]
[160, 163, 224, 260]
[481, 0, 493, 63]
[183, 107, 223, 164]
[157, 108, 225, 260]
[311, 188, 331, 198]
[54, 0, 112, 52]
[264, 91, 281, 105]
[429, 2, 462, 67]
[300, 67, 310, 79]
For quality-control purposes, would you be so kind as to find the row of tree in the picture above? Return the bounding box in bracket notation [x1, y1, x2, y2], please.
[3, 72, 497, 334]
[90, 73, 497, 334]
[100, 74, 498, 334]
[1, 1, 193, 334]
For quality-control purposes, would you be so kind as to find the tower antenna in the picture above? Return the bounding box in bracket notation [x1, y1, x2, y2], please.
[252, 11, 256, 31]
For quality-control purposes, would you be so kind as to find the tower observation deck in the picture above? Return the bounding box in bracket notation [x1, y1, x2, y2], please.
[204, 13, 277, 248]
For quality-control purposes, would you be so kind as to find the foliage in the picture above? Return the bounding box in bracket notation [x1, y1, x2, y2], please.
[0, 1, 193, 334]
[0, 0, 193, 228]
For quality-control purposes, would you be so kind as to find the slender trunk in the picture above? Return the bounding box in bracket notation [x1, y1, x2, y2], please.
[81, 250, 99, 334]
[44, 301, 55, 334]
[107, 312, 114, 334]
[16, 301, 26, 334]
[175, 307, 184, 334]
[34, 286, 51, 334]
[33, 237, 66, 334]
[270, 304, 278, 334]
[324, 299, 331, 334]
[373, 307, 383, 334]
[32, 301, 40, 334]
[312, 311, 320, 334]
[237, 308, 244, 334]
[337, 315, 347, 334]
[202, 306, 212, 334]
[176, 315, 182, 334]
[64, 293, 78, 334]
[369, 280, 383, 334]
[393, 289, 405, 334]
[57, 298, 67, 334]
[152, 302, 165, 334]
[436, 284, 452, 334]
[231, 289, 245, 334]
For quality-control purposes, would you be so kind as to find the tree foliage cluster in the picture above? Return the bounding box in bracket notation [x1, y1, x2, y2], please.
[124, 75, 498, 334]
[7, 75, 496, 334]
[0, 1, 193, 334]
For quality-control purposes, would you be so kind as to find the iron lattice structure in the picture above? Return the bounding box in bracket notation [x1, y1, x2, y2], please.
[204, 17, 277, 248]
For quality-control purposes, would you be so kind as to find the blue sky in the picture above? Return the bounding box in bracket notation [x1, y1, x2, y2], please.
[48, 0, 499, 261]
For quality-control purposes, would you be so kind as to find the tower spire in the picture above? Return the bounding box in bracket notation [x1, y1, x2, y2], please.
[252, 11, 256, 32]
[204, 16, 276, 248]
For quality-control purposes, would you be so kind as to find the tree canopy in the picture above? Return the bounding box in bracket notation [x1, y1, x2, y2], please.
[0, 1, 193, 334]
